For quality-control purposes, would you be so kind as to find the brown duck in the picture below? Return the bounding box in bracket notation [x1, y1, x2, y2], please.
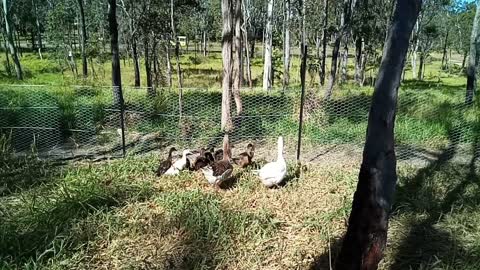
[201, 135, 233, 186]
[193, 148, 215, 171]
[234, 143, 255, 168]
[156, 147, 177, 176]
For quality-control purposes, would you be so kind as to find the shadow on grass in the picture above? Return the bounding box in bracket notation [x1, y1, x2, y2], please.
[389, 119, 480, 269]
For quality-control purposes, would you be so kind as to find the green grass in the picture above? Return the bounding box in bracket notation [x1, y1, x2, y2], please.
[1, 149, 479, 269]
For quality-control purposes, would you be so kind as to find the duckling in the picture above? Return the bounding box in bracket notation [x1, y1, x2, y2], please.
[234, 143, 255, 168]
[164, 149, 193, 175]
[155, 147, 177, 176]
[193, 148, 215, 171]
[254, 136, 287, 187]
[201, 135, 234, 187]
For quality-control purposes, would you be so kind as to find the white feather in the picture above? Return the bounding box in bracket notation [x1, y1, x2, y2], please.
[201, 166, 233, 185]
[258, 136, 287, 187]
[172, 149, 192, 170]
[164, 166, 180, 175]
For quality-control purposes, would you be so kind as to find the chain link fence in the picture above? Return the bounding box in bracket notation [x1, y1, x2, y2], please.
[0, 84, 478, 166]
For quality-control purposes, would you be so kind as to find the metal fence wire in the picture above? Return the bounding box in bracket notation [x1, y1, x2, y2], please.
[0, 84, 478, 167]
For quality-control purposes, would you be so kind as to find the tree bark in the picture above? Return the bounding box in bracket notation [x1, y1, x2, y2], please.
[441, 30, 449, 69]
[462, 51, 468, 70]
[165, 41, 173, 87]
[242, 0, 252, 89]
[131, 35, 141, 87]
[466, 0, 480, 105]
[354, 36, 363, 84]
[77, 0, 88, 78]
[335, 1, 421, 269]
[283, 0, 291, 90]
[144, 35, 154, 96]
[411, 20, 419, 79]
[32, 0, 43, 59]
[2, 0, 22, 80]
[262, 0, 274, 90]
[325, 0, 352, 100]
[340, 36, 349, 84]
[320, 0, 328, 86]
[108, 0, 123, 105]
[203, 30, 207, 56]
[1, 31, 12, 75]
[221, 0, 233, 131]
[232, 0, 243, 115]
[417, 53, 424, 80]
[171, 0, 183, 90]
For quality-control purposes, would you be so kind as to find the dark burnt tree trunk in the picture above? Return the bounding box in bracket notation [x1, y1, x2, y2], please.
[466, 0, 480, 105]
[108, 0, 123, 106]
[335, 0, 421, 269]
[462, 51, 468, 70]
[77, 0, 88, 78]
[417, 52, 424, 80]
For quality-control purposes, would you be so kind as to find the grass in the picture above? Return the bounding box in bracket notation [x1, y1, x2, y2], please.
[1, 147, 479, 269]
[0, 47, 480, 269]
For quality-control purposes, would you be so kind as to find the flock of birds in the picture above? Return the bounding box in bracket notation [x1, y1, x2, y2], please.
[155, 136, 287, 188]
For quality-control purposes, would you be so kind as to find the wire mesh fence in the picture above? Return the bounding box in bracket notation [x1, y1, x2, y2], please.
[0, 84, 478, 167]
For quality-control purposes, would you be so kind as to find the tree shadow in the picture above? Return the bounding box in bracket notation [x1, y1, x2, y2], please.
[309, 237, 344, 270]
[388, 117, 480, 269]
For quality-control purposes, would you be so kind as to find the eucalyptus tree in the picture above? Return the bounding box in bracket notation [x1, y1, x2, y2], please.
[336, 1, 422, 268]
[466, 0, 480, 105]
[2, 0, 23, 80]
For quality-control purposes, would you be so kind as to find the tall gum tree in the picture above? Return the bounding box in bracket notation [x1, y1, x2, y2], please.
[335, 0, 422, 269]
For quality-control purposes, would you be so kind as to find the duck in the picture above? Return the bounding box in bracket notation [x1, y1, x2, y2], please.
[201, 135, 234, 186]
[155, 147, 177, 176]
[164, 149, 193, 175]
[213, 148, 224, 161]
[255, 136, 287, 187]
[193, 148, 215, 171]
[234, 143, 255, 168]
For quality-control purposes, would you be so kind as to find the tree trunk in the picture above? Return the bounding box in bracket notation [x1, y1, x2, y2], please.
[165, 41, 173, 87]
[242, 0, 252, 89]
[203, 30, 207, 56]
[30, 30, 35, 51]
[466, 0, 480, 105]
[320, 0, 329, 86]
[417, 53, 424, 80]
[360, 47, 368, 86]
[232, 0, 243, 115]
[462, 51, 468, 70]
[340, 36, 349, 84]
[144, 35, 154, 96]
[335, 1, 421, 269]
[411, 20, 419, 79]
[171, 0, 183, 90]
[262, 0, 274, 90]
[354, 36, 363, 84]
[325, 0, 352, 100]
[441, 29, 449, 69]
[2, 31, 12, 75]
[131, 35, 141, 87]
[221, 0, 233, 131]
[2, 0, 22, 80]
[108, 0, 123, 106]
[15, 29, 22, 57]
[283, 0, 291, 90]
[77, 0, 88, 78]
[32, 0, 43, 59]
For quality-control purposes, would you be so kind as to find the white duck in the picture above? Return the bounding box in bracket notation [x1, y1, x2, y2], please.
[164, 149, 193, 175]
[255, 136, 287, 187]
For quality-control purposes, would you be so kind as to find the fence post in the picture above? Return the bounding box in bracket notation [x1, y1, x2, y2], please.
[119, 88, 126, 157]
[296, 44, 307, 163]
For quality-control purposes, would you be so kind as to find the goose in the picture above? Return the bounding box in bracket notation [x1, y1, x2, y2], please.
[234, 143, 255, 168]
[164, 149, 193, 175]
[255, 136, 287, 187]
[193, 148, 215, 171]
[155, 147, 177, 176]
[201, 135, 234, 187]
